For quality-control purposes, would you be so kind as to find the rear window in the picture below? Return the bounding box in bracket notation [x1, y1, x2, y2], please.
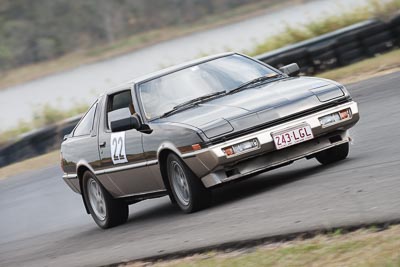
[73, 103, 97, 136]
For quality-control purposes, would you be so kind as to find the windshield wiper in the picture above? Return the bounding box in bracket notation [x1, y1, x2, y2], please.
[159, 91, 226, 118]
[226, 73, 283, 95]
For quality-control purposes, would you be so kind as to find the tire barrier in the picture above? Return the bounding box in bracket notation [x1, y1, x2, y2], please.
[256, 16, 400, 74]
[1, 15, 400, 168]
[0, 116, 81, 167]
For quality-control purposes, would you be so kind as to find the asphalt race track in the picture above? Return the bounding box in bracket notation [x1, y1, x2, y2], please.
[1, 72, 400, 267]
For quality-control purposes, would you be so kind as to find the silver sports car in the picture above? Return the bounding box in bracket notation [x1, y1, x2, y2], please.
[61, 53, 360, 228]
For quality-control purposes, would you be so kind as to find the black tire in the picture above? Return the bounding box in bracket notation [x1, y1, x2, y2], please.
[276, 57, 309, 68]
[356, 22, 388, 38]
[82, 171, 128, 229]
[336, 32, 357, 44]
[276, 48, 310, 66]
[279, 48, 307, 59]
[365, 41, 394, 56]
[315, 142, 349, 165]
[167, 153, 212, 213]
[335, 41, 360, 54]
[389, 14, 400, 27]
[393, 26, 400, 38]
[393, 26, 400, 45]
[299, 65, 313, 75]
[307, 40, 335, 57]
[312, 50, 337, 71]
[361, 31, 393, 46]
[264, 57, 280, 68]
[338, 48, 364, 66]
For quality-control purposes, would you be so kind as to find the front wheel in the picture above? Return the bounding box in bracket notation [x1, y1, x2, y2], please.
[82, 171, 128, 229]
[315, 142, 349, 165]
[167, 153, 212, 213]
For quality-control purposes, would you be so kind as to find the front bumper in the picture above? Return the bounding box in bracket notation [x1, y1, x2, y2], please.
[182, 101, 359, 188]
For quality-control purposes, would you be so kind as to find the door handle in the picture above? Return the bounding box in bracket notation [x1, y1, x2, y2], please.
[99, 141, 106, 148]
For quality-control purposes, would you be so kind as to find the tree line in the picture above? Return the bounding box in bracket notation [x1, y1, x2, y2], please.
[0, 0, 264, 71]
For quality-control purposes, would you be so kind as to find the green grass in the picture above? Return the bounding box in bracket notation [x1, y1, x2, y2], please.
[129, 225, 400, 267]
[249, 0, 400, 56]
[31, 103, 88, 128]
[0, 102, 88, 145]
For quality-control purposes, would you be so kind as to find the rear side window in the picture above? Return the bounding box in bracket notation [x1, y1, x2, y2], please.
[73, 103, 97, 136]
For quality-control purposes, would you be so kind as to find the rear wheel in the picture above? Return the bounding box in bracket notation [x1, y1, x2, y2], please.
[167, 153, 212, 213]
[315, 142, 349, 165]
[82, 171, 128, 229]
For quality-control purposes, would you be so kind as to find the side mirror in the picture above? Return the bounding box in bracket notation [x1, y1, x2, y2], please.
[109, 108, 142, 132]
[279, 63, 300, 77]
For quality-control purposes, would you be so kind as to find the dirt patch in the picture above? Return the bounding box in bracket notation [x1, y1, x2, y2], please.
[318, 49, 400, 85]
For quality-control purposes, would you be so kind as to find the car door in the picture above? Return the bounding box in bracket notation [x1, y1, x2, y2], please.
[97, 89, 163, 197]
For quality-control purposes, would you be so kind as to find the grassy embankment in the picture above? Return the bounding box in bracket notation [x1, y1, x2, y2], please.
[127, 225, 400, 267]
[0, 103, 88, 145]
[1, 48, 400, 179]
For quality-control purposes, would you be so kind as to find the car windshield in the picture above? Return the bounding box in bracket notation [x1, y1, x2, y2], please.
[138, 54, 278, 119]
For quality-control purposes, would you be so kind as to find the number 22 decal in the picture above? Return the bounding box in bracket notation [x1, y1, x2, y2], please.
[110, 132, 128, 164]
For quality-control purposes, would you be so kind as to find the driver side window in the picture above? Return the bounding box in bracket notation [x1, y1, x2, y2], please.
[106, 90, 134, 129]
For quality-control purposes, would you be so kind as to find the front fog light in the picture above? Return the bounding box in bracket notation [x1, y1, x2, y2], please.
[319, 108, 352, 127]
[319, 113, 341, 125]
[223, 138, 259, 156]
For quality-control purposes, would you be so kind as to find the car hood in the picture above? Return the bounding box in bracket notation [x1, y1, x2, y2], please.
[159, 76, 345, 139]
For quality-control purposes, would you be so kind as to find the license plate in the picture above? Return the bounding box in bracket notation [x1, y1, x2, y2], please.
[272, 124, 314, 150]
